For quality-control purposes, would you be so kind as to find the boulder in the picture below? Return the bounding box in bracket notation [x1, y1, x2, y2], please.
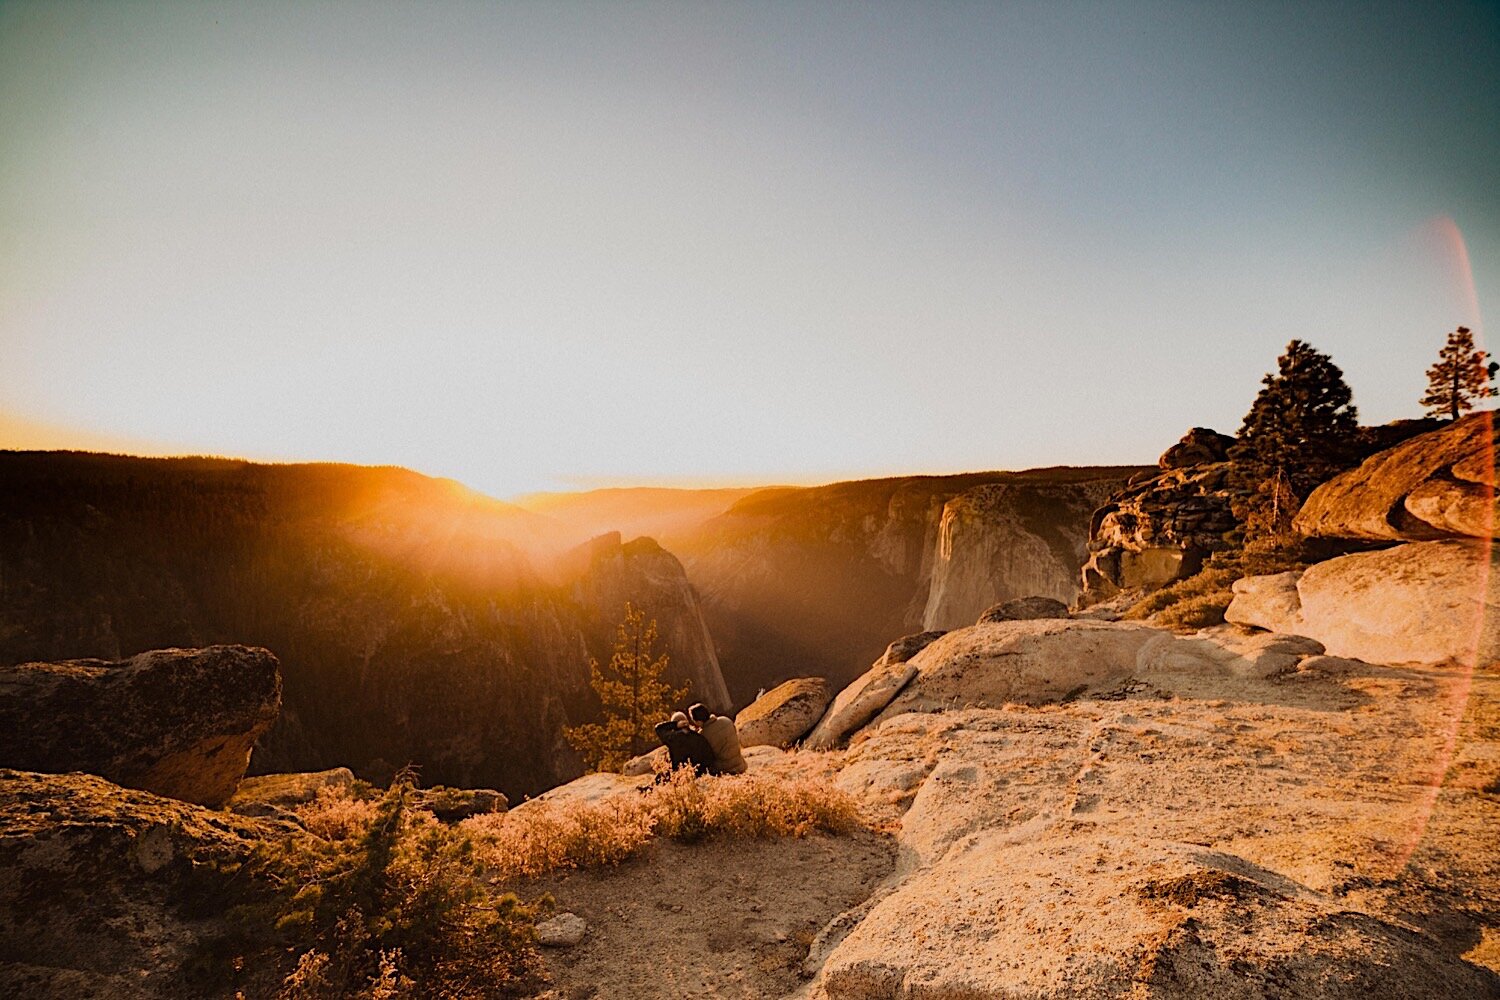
[0, 646, 282, 807]
[874, 619, 1161, 720]
[621, 746, 668, 777]
[1158, 426, 1235, 468]
[735, 677, 833, 748]
[411, 786, 507, 822]
[977, 595, 1070, 623]
[227, 767, 355, 817]
[535, 912, 588, 948]
[1296, 410, 1499, 541]
[1226, 540, 1500, 666]
[804, 658, 920, 751]
[880, 631, 947, 665]
[0, 770, 274, 997]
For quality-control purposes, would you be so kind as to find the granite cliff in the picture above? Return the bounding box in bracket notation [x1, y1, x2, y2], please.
[672, 467, 1144, 701]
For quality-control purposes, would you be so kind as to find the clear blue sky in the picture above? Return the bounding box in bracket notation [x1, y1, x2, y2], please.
[2, 1, 1496, 496]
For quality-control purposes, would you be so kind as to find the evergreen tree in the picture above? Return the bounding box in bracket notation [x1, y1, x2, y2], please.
[1229, 339, 1359, 535]
[563, 603, 688, 772]
[1420, 326, 1496, 420]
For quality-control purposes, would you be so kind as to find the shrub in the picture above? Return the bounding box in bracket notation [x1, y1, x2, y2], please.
[269, 776, 548, 999]
[466, 768, 864, 880]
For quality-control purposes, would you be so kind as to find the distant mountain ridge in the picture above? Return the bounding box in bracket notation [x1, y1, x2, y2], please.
[0, 451, 727, 798]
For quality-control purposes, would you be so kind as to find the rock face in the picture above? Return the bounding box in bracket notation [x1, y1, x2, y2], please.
[675, 468, 1143, 700]
[977, 595, 1070, 623]
[1226, 540, 1500, 666]
[734, 677, 832, 748]
[920, 480, 1122, 631]
[1158, 426, 1236, 468]
[0, 646, 281, 807]
[1081, 461, 1240, 604]
[0, 769, 274, 998]
[566, 533, 731, 712]
[1296, 411, 1497, 542]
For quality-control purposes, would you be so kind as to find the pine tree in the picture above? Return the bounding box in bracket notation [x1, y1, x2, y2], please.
[563, 603, 688, 772]
[1228, 339, 1360, 536]
[1420, 326, 1496, 421]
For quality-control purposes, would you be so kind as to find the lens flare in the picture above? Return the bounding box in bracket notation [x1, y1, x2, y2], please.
[1396, 216, 1491, 868]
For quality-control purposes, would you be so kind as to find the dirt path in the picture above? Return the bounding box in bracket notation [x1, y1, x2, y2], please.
[517, 831, 895, 1000]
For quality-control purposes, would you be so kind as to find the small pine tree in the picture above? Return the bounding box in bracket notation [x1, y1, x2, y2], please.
[1229, 339, 1360, 535]
[1420, 326, 1497, 421]
[564, 603, 688, 772]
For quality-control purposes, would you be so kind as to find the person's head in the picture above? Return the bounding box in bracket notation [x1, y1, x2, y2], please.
[669, 711, 689, 730]
[687, 703, 710, 725]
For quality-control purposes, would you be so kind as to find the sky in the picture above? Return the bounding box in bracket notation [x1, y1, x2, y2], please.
[2, 1, 1497, 498]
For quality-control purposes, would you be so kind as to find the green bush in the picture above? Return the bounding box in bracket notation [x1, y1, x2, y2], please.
[271, 776, 549, 999]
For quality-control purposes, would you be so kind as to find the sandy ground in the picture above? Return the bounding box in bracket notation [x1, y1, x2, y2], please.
[517, 831, 895, 1000]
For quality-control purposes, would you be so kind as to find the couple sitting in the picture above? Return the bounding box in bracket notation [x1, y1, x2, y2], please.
[652, 702, 747, 777]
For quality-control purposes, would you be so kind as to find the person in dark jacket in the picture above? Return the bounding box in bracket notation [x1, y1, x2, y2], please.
[653, 711, 718, 779]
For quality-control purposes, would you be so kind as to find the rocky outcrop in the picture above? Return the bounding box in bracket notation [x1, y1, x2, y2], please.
[920, 480, 1122, 630]
[1226, 540, 1500, 666]
[735, 677, 832, 748]
[524, 634, 1500, 997]
[1158, 426, 1236, 468]
[1081, 461, 1240, 604]
[0, 769, 276, 998]
[977, 595, 1070, 622]
[567, 532, 731, 711]
[0, 646, 281, 807]
[1295, 411, 1498, 542]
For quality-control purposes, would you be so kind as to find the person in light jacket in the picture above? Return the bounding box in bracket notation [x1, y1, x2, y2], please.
[688, 702, 747, 775]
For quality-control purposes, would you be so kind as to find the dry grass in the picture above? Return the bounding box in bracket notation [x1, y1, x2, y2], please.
[464, 768, 865, 880]
[295, 786, 382, 841]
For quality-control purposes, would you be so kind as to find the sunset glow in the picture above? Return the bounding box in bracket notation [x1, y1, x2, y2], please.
[2, 2, 1496, 498]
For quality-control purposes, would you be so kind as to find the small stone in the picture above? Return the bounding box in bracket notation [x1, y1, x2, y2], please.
[536, 912, 587, 948]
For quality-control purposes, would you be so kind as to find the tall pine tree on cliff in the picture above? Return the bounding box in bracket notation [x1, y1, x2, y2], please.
[1229, 339, 1359, 536]
[1420, 326, 1497, 421]
[564, 603, 687, 772]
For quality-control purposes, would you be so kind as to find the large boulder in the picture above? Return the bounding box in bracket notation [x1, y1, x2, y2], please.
[0, 769, 275, 998]
[0, 646, 282, 807]
[874, 619, 1161, 721]
[1296, 410, 1498, 542]
[1226, 540, 1500, 665]
[804, 658, 920, 751]
[735, 677, 832, 748]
